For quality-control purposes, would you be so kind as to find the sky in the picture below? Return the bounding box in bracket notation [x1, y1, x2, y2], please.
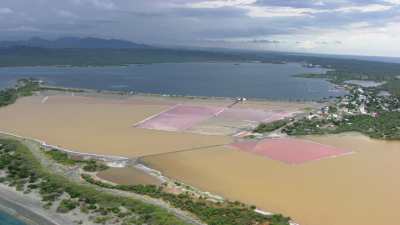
[1, 0, 400, 57]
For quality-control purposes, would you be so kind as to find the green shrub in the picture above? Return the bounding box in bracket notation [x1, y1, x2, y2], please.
[254, 119, 289, 133]
[45, 150, 76, 165]
[57, 199, 78, 213]
[0, 139, 188, 225]
[82, 174, 291, 225]
[82, 160, 108, 172]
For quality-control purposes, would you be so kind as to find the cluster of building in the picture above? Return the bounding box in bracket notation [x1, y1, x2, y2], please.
[307, 85, 400, 122]
[337, 87, 372, 116]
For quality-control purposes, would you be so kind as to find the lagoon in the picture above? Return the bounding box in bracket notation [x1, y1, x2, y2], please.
[0, 62, 344, 100]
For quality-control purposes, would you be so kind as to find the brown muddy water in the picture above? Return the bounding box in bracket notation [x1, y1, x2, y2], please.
[97, 167, 162, 186]
[0, 95, 231, 157]
[0, 94, 310, 157]
[143, 133, 400, 225]
[3, 94, 397, 225]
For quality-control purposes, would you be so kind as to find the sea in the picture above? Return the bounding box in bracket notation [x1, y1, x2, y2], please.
[0, 62, 345, 101]
[0, 211, 27, 225]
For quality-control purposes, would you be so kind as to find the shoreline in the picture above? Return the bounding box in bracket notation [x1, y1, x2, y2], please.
[0, 184, 68, 225]
[0, 131, 298, 225]
[1, 131, 385, 225]
[132, 161, 300, 225]
[39, 83, 331, 104]
[0, 133, 208, 225]
[0, 130, 130, 165]
[0, 84, 332, 225]
[0, 191, 54, 225]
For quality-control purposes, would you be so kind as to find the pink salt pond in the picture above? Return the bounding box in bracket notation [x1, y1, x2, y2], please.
[230, 138, 351, 164]
[135, 103, 299, 134]
[135, 104, 223, 132]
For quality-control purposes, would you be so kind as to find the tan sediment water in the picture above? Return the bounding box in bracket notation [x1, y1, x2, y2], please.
[4, 93, 392, 225]
[97, 167, 162, 186]
[143, 133, 400, 225]
[0, 95, 231, 157]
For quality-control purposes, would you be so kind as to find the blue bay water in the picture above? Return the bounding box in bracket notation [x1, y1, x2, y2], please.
[0, 211, 27, 225]
[0, 62, 345, 100]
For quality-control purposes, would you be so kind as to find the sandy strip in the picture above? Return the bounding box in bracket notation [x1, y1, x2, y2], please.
[213, 107, 226, 117]
[132, 104, 180, 127]
[41, 96, 49, 104]
[0, 184, 74, 225]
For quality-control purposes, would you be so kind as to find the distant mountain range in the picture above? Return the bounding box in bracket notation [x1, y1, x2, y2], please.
[1, 36, 400, 82]
[0, 37, 150, 49]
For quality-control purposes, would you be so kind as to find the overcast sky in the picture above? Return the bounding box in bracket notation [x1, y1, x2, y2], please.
[1, 0, 400, 57]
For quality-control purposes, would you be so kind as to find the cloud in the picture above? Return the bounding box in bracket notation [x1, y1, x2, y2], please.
[2, 26, 41, 32]
[0, 0, 400, 56]
[56, 9, 79, 19]
[72, 0, 117, 10]
[187, 0, 257, 9]
[0, 8, 13, 14]
[184, 0, 396, 19]
[384, 0, 400, 5]
[173, 6, 247, 18]
[242, 5, 316, 18]
[249, 39, 280, 44]
[296, 40, 318, 49]
[336, 4, 393, 13]
[186, 0, 317, 17]
[205, 38, 281, 44]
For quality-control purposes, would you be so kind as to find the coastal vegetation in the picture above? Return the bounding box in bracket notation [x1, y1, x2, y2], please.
[45, 149, 109, 171]
[0, 78, 85, 110]
[2, 46, 400, 97]
[0, 88, 17, 107]
[282, 85, 400, 140]
[39, 86, 84, 93]
[0, 139, 189, 225]
[1, 46, 400, 75]
[284, 112, 400, 140]
[253, 119, 289, 133]
[0, 47, 242, 67]
[383, 79, 400, 96]
[297, 71, 400, 97]
[0, 78, 40, 107]
[44, 149, 77, 165]
[0, 138, 292, 225]
[82, 174, 291, 225]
